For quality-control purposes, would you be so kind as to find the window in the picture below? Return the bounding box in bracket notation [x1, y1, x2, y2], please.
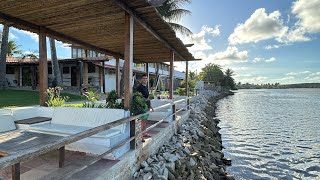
[149, 63, 154, 68]
[63, 67, 70, 74]
[72, 48, 77, 58]
[6, 67, 15, 74]
[77, 49, 82, 58]
[88, 63, 96, 73]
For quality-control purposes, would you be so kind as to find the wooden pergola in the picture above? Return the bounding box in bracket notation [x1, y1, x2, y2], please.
[0, 0, 197, 108]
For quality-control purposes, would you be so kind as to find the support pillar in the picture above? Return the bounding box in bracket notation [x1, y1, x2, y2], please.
[83, 50, 89, 88]
[146, 63, 150, 90]
[185, 61, 189, 96]
[39, 28, 48, 106]
[116, 56, 121, 96]
[124, 12, 134, 110]
[169, 50, 174, 99]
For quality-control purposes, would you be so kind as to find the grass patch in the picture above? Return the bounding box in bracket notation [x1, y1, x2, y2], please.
[0, 90, 83, 108]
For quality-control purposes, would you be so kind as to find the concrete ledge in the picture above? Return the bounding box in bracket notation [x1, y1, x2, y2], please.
[90, 110, 190, 180]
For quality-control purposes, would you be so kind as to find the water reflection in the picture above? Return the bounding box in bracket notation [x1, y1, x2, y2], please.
[217, 89, 320, 179]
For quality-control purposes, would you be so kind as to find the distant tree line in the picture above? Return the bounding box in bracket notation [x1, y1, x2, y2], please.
[236, 82, 320, 89]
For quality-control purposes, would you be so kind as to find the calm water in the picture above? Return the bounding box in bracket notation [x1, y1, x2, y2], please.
[217, 89, 320, 180]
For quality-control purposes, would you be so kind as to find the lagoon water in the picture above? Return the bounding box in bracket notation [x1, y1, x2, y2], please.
[217, 89, 320, 179]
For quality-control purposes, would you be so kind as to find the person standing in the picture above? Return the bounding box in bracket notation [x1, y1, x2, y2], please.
[137, 74, 153, 141]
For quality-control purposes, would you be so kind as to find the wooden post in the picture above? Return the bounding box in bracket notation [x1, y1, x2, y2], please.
[19, 66, 22, 86]
[123, 12, 134, 110]
[124, 12, 135, 149]
[39, 28, 48, 106]
[59, 146, 65, 168]
[169, 50, 174, 99]
[146, 63, 150, 90]
[12, 163, 20, 180]
[83, 50, 89, 88]
[116, 56, 120, 96]
[172, 103, 176, 121]
[185, 61, 189, 96]
[79, 61, 83, 92]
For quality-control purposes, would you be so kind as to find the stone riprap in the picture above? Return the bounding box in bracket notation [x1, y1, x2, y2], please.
[133, 90, 235, 180]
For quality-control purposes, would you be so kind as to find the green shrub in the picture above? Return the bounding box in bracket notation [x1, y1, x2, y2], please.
[106, 90, 123, 109]
[82, 91, 103, 108]
[46, 87, 68, 107]
[176, 87, 185, 96]
[130, 92, 148, 116]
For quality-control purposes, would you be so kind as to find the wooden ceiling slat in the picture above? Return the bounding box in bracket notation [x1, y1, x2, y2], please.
[0, 0, 195, 63]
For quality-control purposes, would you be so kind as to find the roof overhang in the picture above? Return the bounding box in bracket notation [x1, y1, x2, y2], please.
[0, 0, 195, 63]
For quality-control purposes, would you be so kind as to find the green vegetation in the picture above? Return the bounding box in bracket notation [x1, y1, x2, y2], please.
[105, 90, 123, 109]
[46, 87, 68, 107]
[0, 89, 82, 108]
[130, 92, 148, 116]
[237, 82, 320, 89]
[157, 0, 192, 36]
[199, 63, 236, 90]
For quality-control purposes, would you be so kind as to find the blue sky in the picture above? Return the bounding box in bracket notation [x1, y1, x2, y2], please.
[174, 0, 320, 84]
[1, 0, 320, 84]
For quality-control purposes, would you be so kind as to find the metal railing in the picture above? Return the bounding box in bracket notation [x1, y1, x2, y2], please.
[0, 96, 197, 180]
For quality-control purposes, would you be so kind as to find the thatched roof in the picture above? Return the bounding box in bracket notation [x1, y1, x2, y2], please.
[0, 0, 196, 63]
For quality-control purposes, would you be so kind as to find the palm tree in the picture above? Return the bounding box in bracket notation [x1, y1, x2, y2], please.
[156, 0, 192, 36]
[7, 40, 22, 57]
[223, 68, 236, 90]
[49, 38, 62, 87]
[0, 24, 9, 89]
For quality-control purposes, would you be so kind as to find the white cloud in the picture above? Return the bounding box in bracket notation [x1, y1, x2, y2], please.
[12, 28, 38, 42]
[253, 57, 262, 63]
[239, 76, 268, 84]
[265, 57, 276, 63]
[213, 46, 248, 61]
[285, 71, 311, 76]
[292, 0, 320, 34]
[276, 76, 295, 82]
[228, 8, 288, 45]
[179, 25, 220, 52]
[265, 45, 280, 49]
[304, 72, 320, 82]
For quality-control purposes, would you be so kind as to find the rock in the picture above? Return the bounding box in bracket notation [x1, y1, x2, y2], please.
[141, 161, 149, 168]
[133, 172, 139, 178]
[165, 162, 175, 173]
[163, 168, 169, 179]
[183, 147, 191, 155]
[143, 172, 153, 180]
[163, 152, 178, 162]
[146, 157, 154, 164]
[168, 170, 176, 180]
[222, 157, 232, 166]
[189, 157, 197, 167]
[226, 174, 236, 180]
[197, 130, 205, 138]
[143, 167, 152, 173]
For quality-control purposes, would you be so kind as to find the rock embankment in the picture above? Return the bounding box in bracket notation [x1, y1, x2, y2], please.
[133, 91, 234, 180]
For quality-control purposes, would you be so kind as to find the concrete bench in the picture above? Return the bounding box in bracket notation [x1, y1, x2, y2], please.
[28, 107, 130, 159]
[148, 99, 173, 122]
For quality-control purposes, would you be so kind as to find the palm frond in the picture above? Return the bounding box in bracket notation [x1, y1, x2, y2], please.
[168, 22, 192, 36]
[163, 9, 191, 21]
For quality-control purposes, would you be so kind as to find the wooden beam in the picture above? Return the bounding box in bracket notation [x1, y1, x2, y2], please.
[169, 50, 174, 99]
[116, 56, 120, 96]
[0, 12, 122, 58]
[185, 61, 189, 96]
[184, 43, 194, 47]
[39, 28, 48, 106]
[123, 12, 133, 110]
[79, 61, 84, 92]
[112, 0, 187, 61]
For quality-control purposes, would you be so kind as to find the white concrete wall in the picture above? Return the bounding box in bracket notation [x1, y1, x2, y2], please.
[6, 74, 17, 87]
[105, 70, 116, 93]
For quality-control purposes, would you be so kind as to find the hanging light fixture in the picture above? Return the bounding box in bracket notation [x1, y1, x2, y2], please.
[148, 0, 166, 7]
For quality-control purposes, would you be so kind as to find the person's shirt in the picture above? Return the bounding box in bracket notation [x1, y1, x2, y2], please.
[137, 83, 149, 99]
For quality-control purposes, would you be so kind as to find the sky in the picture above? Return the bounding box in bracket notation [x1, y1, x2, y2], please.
[173, 0, 320, 84]
[1, 0, 320, 84]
